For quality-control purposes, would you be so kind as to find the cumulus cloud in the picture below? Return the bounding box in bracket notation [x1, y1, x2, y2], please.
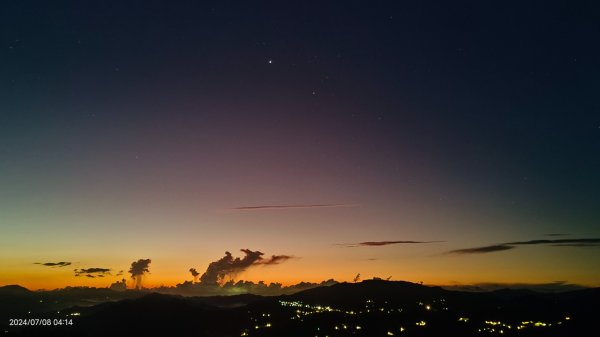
[109, 279, 127, 291]
[189, 268, 200, 282]
[200, 250, 263, 285]
[200, 249, 293, 285]
[129, 259, 151, 289]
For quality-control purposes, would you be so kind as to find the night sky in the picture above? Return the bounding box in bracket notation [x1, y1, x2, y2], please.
[1, 1, 599, 290]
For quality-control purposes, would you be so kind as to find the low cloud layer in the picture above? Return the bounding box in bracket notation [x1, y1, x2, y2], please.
[230, 204, 357, 211]
[164, 278, 338, 296]
[449, 238, 600, 254]
[339, 240, 444, 248]
[34, 262, 71, 267]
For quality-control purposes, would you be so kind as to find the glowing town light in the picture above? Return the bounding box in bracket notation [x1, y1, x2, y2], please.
[485, 321, 501, 326]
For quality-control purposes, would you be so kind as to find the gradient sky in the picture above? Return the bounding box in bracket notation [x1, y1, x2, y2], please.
[1, 1, 599, 290]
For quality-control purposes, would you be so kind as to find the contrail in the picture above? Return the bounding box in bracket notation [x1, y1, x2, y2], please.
[230, 204, 358, 211]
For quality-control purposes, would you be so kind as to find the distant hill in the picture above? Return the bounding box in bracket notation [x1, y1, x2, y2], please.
[288, 280, 447, 305]
[0, 285, 147, 324]
[0, 284, 31, 295]
[3, 281, 599, 336]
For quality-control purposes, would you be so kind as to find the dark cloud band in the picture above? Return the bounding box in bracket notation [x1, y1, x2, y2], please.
[448, 238, 600, 254]
[448, 244, 515, 254]
[34, 262, 71, 267]
[507, 238, 600, 245]
[74, 268, 111, 278]
[339, 240, 444, 248]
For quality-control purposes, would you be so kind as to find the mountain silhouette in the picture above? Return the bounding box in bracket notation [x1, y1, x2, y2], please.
[3, 281, 598, 336]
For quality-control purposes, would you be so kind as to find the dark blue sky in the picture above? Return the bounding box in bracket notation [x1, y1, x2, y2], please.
[1, 1, 599, 288]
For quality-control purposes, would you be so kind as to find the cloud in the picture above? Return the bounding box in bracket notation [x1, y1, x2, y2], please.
[259, 255, 294, 265]
[74, 268, 111, 277]
[129, 259, 151, 277]
[200, 250, 264, 285]
[230, 204, 357, 212]
[448, 238, 600, 254]
[34, 262, 71, 267]
[169, 278, 338, 296]
[189, 268, 200, 282]
[109, 279, 127, 291]
[339, 240, 444, 248]
[507, 238, 600, 245]
[448, 244, 515, 254]
[129, 259, 151, 289]
[200, 249, 293, 285]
